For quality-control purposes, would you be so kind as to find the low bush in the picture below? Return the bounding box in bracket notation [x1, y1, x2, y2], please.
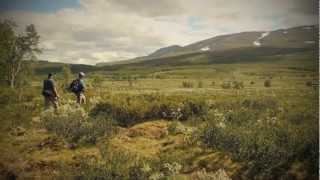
[90, 94, 209, 126]
[182, 81, 194, 88]
[264, 79, 271, 87]
[167, 121, 193, 136]
[306, 81, 312, 87]
[40, 104, 114, 144]
[190, 169, 231, 180]
[221, 81, 244, 89]
[60, 148, 146, 179]
[197, 81, 204, 88]
[232, 81, 244, 89]
[221, 81, 232, 89]
[199, 100, 318, 179]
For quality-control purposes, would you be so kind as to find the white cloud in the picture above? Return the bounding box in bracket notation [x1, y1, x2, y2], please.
[0, 0, 317, 65]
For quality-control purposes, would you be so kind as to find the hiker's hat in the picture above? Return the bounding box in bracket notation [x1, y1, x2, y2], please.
[79, 72, 85, 77]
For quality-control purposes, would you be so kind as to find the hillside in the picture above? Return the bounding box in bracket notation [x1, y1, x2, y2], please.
[97, 25, 318, 66]
[34, 25, 318, 76]
[32, 60, 98, 75]
[177, 25, 317, 54]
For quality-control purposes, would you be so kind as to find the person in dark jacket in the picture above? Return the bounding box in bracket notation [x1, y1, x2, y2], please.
[70, 72, 86, 105]
[42, 73, 59, 109]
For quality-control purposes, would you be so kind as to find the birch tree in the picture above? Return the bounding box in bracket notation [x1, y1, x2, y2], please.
[0, 20, 41, 88]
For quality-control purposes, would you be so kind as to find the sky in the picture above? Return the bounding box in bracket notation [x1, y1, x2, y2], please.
[0, 0, 318, 65]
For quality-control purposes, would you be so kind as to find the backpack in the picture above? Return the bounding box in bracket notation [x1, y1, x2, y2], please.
[69, 79, 83, 93]
[42, 90, 53, 97]
[42, 79, 55, 97]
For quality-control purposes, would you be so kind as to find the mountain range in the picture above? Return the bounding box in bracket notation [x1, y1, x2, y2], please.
[96, 25, 318, 66]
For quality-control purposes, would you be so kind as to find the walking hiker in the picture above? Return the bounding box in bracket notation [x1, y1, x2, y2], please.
[69, 72, 86, 104]
[42, 73, 59, 109]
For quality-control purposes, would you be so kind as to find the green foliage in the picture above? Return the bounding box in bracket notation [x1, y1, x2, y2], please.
[264, 79, 272, 87]
[232, 81, 244, 89]
[182, 81, 194, 88]
[50, 65, 74, 94]
[0, 86, 40, 129]
[40, 104, 114, 144]
[0, 20, 41, 88]
[167, 121, 189, 135]
[161, 162, 182, 176]
[60, 142, 151, 179]
[221, 81, 244, 89]
[197, 81, 204, 88]
[190, 169, 231, 180]
[221, 81, 232, 89]
[199, 97, 318, 179]
[126, 75, 138, 87]
[91, 74, 104, 87]
[305, 81, 312, 87]
[60, 65, 73, 91]
[90, 94, 208, 126]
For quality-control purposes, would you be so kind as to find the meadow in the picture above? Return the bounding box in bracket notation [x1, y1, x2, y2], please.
[0, 53, 318, 179]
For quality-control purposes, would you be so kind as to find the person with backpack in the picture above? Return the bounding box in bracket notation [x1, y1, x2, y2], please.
[70, 72, 86, 104]
[42, 73, 59, 109]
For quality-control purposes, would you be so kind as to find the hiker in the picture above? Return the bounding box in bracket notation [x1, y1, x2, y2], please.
[42, 73, 59, 109]
[70, 72, 86, 104]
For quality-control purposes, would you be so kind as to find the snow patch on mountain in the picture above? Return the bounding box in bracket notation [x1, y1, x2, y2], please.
[304, 26, 313, 30]
[201, 46, 210, 51]
[304, 41, 315, 44]
[253, 32, 270, 47]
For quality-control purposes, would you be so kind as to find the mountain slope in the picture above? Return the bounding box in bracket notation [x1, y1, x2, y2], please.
[123, 47, 315, 67]
[157, 25, 318, 57]
[97, 25, 318, 67]
[148, 45, 183, 57]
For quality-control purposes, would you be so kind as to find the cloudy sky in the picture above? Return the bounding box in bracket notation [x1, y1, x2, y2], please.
[0, 0, 318, 65]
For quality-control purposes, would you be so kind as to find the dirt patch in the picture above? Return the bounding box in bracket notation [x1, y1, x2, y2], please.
[126, 120, 169, 139]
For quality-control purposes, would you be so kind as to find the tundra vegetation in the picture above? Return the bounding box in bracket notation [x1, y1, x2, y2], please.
[0, 22, 318, 180]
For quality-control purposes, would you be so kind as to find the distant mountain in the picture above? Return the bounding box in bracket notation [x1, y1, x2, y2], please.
[148, 45, 183, 57]
[152, 25, 318, 57]
[97, 25, 318, 67]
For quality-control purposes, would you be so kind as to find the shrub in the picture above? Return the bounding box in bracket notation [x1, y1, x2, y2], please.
[191, 169, 231, 180]
[199, 100, 318, 179]
[167, 121, 192, 135]
[305, 81, 312, 87]
[221, 81, 244, 89]
[241, 97, 278, 110]
[161, 162, 182, 176]
[60, 145, 148, 179]
[182, 81, 194, 88]
[198, 81, 204, 88]
[232, 81, 244, 89]
[211, 81, 215, 86]
[40, 105, 114, 144]
[90, 94, 209, 126]
[221, 81, 232, 89]
[264, 79, 271, 87]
